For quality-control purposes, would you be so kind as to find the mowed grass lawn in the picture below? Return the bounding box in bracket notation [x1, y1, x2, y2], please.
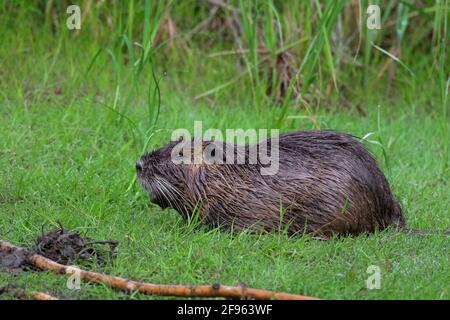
[0, 96, 448, 299]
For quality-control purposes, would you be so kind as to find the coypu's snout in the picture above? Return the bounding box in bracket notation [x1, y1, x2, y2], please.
[135, 159, 144, 174]
[136, 153, 174, 210]
[136, 141, 197, 212]
[135, 156, 151, 186]
[136, 156, 158, 203]
[136, 156, 153, 182]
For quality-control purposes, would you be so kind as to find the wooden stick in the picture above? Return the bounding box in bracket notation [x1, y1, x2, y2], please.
[10, 288, 58, 300]
[0, 286, 58, 300]
[29, 290, 58, 300]
[0, 240, 318, 300]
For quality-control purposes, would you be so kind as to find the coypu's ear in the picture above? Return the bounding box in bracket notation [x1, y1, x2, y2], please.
[203, 140, 226, 165]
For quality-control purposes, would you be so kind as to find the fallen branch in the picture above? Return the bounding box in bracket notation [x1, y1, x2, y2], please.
[27, 290, 58, 300]
[0, 287, 58, 300]
[0, 240, 318, 300]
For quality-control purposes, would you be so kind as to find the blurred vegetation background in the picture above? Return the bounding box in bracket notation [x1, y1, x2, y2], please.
[0, 0, 448, 164]
[2, 0, 448, 107]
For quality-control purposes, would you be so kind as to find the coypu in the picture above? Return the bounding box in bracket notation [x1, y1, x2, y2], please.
[136, 130, 425, 238]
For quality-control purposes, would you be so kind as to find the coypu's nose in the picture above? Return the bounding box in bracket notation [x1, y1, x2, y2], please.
[136, 160, 144, 173]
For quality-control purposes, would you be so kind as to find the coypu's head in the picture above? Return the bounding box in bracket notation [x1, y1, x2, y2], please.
[136, 139, 225, 214]
[136, 140, 190, 210]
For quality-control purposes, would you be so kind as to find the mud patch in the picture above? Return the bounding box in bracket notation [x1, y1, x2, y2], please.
[0, 247, 32, 274]
[34, 226, 118, 265]
[0, 226, 118, 274]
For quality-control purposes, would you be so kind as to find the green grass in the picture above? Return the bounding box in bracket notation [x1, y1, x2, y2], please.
[1, 97, 449, 300]
[0, 1, 449, 300]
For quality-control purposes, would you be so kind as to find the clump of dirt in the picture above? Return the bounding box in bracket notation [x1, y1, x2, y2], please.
[34, 226, 118, 266]
[0, 225, 118, 274]
[0, 247, 32, 274]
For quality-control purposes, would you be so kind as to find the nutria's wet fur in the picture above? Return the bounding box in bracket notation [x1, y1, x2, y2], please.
[137, 131, 406, 237]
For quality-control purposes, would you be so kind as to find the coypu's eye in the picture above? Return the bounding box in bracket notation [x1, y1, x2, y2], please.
[210, 148, 216, 157]
[178, 149, 184, 157]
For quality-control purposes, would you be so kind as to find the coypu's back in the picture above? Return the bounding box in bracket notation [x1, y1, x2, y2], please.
[137, 130, 406, 238]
